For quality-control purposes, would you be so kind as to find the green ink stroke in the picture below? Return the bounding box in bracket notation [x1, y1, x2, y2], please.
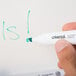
[3, 21, 6, 40]
[26, 38, 29, 42]
[27, 9, 31, 34]
[7, 26, 20, 40]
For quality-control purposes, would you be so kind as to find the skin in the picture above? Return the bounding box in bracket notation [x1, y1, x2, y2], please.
[55, 22, 76, 76]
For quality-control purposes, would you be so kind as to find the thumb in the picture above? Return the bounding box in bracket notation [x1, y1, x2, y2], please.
[55, 40, 76, 76]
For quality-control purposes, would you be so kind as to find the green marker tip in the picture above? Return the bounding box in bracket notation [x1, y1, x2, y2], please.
[26, 37, 32, 43]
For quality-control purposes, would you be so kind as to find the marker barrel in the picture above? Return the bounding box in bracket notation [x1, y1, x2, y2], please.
[32, 30, 76, 45]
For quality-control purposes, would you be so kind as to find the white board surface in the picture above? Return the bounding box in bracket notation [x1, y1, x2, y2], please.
[0, 0, 76, 75]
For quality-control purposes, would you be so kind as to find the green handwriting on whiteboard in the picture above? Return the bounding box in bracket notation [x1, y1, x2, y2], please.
[27, 10, 31, 34]
[7, 26, 20, 40]
[1, 10, 31, 40]
[3, 21, 6, 40]
[2, 21, 20, 40]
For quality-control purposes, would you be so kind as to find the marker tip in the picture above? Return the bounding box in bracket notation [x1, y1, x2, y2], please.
[26, 37, 32, 43]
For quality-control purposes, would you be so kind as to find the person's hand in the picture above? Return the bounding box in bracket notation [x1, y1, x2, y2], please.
[55, 22, 76, 76]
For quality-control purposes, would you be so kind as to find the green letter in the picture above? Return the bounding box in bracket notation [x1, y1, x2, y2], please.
[3, 21, 6, 40]
[7, 26, 20, 40]
[27, 10, 31, 34]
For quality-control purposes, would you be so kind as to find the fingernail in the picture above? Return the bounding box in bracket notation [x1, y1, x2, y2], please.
[55, 40, 68, 53]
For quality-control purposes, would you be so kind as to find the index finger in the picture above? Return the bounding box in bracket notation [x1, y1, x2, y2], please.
[62, 22, 76, 31]
[62, 22, 76, 48]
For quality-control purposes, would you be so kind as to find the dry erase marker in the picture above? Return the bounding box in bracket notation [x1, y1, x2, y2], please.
[26, 30, 76, 45]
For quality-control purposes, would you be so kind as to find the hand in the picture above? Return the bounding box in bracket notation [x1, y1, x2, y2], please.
[55, 22, 76, 76]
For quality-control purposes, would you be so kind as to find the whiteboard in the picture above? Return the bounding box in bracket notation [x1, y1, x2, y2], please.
[0, 0, 76, 75]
